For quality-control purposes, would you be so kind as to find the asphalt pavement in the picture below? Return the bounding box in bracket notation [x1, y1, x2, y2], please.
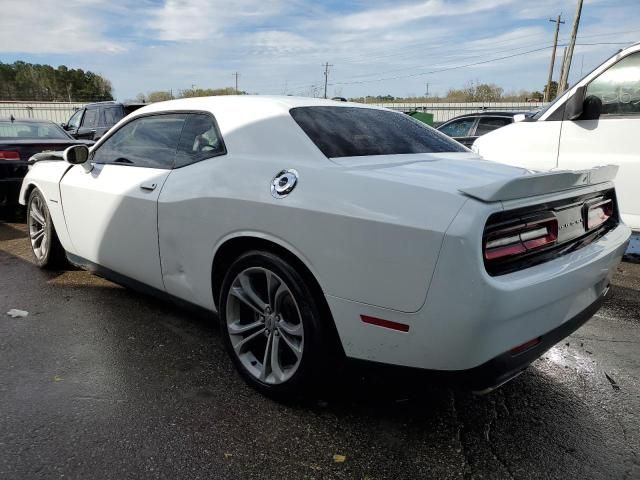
[1, 222, 638, 480]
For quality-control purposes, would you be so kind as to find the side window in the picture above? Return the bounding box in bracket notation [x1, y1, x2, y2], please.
[175, 113, 226, 168]
[92, 114, 187, 169]
[101, 107, 121, 127]
[438, 118, 475, 137]
[475, 117, 512, 136]
[586, 52, 640, 116]
[67, 109, 83, 129]
[81, 108, 98, 128]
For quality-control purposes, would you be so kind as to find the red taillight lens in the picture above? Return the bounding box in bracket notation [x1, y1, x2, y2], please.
[585, 199, 613, 230]
[485, 217, 558, 261]
[0, 150, 20, 160]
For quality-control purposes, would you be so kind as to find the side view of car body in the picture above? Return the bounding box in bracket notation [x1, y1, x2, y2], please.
[20, 96, 630, 397]
[473, 42, 640, 232]
[62, 101, 146, 142]
[436, 112, 522, 147]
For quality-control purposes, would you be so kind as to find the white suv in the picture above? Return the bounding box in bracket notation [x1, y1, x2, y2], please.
[473, 42, 640, 232]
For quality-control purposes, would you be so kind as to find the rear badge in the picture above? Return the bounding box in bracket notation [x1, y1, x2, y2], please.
[271, 169, 299, 199]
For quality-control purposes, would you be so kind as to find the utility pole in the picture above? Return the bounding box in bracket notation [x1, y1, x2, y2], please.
[425, 83, 430, 98]
[558, 0, 584, 94]
[232, 72, 240, 94]
[322, 62, 333, 99]
[544, 14, 564, 102]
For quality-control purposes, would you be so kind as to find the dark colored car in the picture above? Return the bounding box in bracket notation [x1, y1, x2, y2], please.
[0, 118, 93, 218]
[436, 112, 526, 147]
[62, 101, 146, 141]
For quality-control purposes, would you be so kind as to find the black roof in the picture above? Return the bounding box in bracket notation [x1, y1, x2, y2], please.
[83, 101, 147, 108]
[444, 111, 521, 120]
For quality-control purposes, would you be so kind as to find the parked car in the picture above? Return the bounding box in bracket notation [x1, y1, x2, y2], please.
[473, 42, 640, 232]
[0, 117, 93, 218]
[62, 101, 146, 141]
[19, 96, 630, 397]
[436, 112, 526, 147]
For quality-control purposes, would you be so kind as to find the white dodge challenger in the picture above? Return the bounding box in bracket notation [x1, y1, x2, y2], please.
[20, 96, 630, 396]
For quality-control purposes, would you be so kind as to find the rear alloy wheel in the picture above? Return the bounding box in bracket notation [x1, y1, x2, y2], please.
[27, 189, 66, 269]
[219, 251, 331, 397]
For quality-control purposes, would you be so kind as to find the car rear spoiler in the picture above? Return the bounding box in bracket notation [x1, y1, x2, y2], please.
[460, 165, 619, 202]
[28, 151, 64, 164]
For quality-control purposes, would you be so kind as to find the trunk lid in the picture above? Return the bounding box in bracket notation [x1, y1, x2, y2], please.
[332, 153, 618, 202]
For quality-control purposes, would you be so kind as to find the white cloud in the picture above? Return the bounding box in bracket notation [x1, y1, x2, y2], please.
[148, 0, 283, 41]
[0, 0, 127, 53]
[333, 0, 514, 31]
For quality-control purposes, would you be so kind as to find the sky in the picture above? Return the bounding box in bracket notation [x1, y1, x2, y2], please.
[1, 0, 639, 100]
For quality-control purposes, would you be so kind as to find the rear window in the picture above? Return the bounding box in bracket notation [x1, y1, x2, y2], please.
[290, 106, 466, 158]
[0, 121, 69, 139]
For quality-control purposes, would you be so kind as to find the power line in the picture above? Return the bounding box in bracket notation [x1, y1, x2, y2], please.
[328, 42, 629, 87]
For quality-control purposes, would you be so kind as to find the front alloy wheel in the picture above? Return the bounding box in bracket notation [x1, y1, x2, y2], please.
[27, 189, 65, 269]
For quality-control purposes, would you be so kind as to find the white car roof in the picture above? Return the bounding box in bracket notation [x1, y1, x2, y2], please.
[134, 95, 378, 118]
[108, 96, 386, 160]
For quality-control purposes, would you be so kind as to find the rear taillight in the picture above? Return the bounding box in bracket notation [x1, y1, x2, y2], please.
[0, 150, 20, 160]
[484, 216, 558, 261]
[584, 198, 613, 230]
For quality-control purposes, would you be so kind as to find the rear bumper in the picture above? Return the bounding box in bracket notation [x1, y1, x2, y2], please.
[452, 285, 609, 392]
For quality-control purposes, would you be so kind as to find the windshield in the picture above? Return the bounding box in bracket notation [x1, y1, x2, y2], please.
[0, 121, 69, 140]
[290, 106, 466, 158]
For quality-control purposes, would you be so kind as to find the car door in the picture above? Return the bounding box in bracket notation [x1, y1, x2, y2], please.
[64, 108, 84, 138]
[437, 117, 477, 147]
[75, 106, 99, 140]
[60, 113, 188, 290]
[558, 51, 640, 230]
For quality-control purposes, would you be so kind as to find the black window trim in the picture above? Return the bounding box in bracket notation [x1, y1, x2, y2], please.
[90, 109, 227, 169]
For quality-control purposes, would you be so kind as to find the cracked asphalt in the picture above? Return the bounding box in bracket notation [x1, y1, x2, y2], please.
[1, 221, 638, 480]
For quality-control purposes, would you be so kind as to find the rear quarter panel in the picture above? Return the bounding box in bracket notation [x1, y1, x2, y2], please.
[158, 154, 467, 313]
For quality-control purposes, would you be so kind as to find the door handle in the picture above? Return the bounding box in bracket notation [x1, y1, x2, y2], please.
[140, 182, 157, 192]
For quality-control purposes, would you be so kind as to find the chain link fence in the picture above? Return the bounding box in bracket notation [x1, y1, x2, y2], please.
[374, 101, 545, 124]
[0, 101, 85, 124]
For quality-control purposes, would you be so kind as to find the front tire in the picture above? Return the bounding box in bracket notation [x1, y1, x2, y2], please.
[27, 189, 66, 269]
[219, 250, 331, 398]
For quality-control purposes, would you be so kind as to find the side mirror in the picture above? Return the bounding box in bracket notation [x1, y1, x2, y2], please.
[564, 86, 587, 120]
[513, 113, 526, 123]
[63, 145, 92, 172]
[581, 95, 602, 121]
[61, 123, 68, 129]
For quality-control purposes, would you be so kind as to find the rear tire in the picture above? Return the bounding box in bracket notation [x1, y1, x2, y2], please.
[27, 189, 66, 269]
[219, 250, 333, 398]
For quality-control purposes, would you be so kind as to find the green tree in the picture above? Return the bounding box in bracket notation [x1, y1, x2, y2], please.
[147, 91, 173, 102]
[179, 87, 246, 98]
[545, 81, 558, 101]
[0, 61, 113, 101]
